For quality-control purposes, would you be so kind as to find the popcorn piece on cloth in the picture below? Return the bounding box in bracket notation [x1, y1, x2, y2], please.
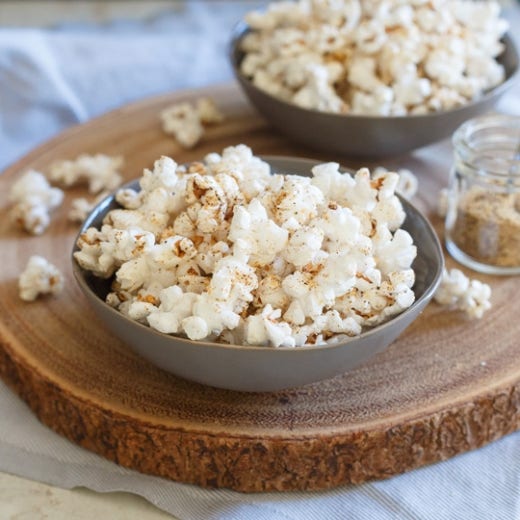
[9, 170, 64, 235]
[18, 255, 64, 301]
[240, 0, 509, 115]
[75, 145, 417, 347]
[160, 97, 224, 149]
[433, 268, 491, 319]
[48, 154, 124, 194]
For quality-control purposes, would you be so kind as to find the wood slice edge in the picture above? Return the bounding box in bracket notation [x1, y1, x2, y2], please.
[2, 335, 519, 493]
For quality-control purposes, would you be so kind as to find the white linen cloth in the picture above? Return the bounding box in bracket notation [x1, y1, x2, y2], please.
[1, 2, 520, 519]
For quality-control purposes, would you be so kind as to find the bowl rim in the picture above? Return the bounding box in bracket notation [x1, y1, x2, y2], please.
[229, 20, 520, 122]
[72, 155, 444, 353]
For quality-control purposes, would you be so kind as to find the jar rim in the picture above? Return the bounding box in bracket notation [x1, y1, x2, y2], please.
[452, 113, 520, 178]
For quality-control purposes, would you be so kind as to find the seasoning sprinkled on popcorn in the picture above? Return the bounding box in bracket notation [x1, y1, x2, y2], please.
[74, 145, 417, 347]
[240, 0, 508, 116]
[18, 255, 64, 301]
[9, 170, 64, 235]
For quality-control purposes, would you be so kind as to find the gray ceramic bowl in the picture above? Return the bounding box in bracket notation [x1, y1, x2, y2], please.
[72, 157, 444, 392]
[230, 24, 519, 158]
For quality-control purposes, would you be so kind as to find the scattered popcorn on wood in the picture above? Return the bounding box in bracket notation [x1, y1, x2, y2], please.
[240, 0, 508, 116]
[374, 166, 418, 200]
[68, 191, 109, 223]
[433, 268, 491, 319]
[48, 154, 123, 194]
[9, 170, 64, 235]
[18, 255, 64, 301]
[75, 145, 418, 347]
[196, 97, 224, 124]
[160, 97, 224, 148]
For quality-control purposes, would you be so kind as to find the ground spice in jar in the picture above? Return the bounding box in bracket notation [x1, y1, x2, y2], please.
[450, 187, 520, 268]
[445, 114, 520, 275]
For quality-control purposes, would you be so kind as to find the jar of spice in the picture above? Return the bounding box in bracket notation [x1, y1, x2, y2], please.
[445, 114, 520, 275]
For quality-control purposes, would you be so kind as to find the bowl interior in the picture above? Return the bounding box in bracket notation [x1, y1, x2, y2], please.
[230, 22, 519, 121]
[229, 22, 519, 157]
[73, 156, 443, 352]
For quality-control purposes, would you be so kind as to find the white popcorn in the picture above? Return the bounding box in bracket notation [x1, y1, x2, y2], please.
[181, 316, 209, 341]
[68, 197, 95, 223]
[18, 255, 64, 301]
[115, 188, 143, 210]
[354, 20, 387, 54]
[374, 226, 417, 276]
[68, 191, 109, 223]
[348, 56, 386, 94]
[283, 226, 324, 267]
[351, 87, 394, 116]
[434, 268, 492, 319]
[9, 170, 64, 235]
[48, 154, 123, 194]
[245, 305, 296, 347]
[160, 97, 224, 149]
[229, 200, 289, 265]
[160, 102, 203, 149]
[239, 0, 508, 115]
[373, 166, 418, 200]
[74, 226, 155, 279]
[75, 145, 417, 347]
[196, 97, 224, 124]
[147, 287, 199, 334]
[292, 64, 346, 113]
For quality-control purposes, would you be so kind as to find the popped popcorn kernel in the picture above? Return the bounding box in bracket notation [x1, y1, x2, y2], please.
[68, 191, 109, 223]
[18, 255, 64, 301]
[373, 166, 419, 200]
[160, 97, 224, 149]
[75, 145, 418, 347]
[48, 154, 123, 194]
[9, 170, 64, 235]
[434, 268, 491, 319]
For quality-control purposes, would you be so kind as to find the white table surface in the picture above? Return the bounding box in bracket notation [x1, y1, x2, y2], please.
[0, 472, 175, 519]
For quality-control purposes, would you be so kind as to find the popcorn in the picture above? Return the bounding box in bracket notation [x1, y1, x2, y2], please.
[75, 145, 417, 347]
[160, 97, 224, 149]
[373, 166, 418, 200]
[433, 268, 492, 319]
[196, 97, 224, 124]
[18, 255, 64, 301]
[68, 191, 109, 223]
[160, 102, 203, 149]
[48, 154, 123, 194]
[245, 305, 296, 347]
[239, 0, 509, 116]
[9, 170, 64, 235]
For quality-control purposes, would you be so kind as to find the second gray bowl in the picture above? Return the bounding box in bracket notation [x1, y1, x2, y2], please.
[230, 24, 519, 159]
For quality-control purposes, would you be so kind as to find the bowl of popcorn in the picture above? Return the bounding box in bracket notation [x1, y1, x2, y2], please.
[230, 0, 519, 158]
[72, 146, 443, 392]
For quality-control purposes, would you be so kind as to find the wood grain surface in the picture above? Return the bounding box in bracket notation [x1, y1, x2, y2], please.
[1, 83, 519, 492]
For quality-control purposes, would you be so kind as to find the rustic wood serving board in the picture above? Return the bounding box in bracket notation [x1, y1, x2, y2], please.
[1, 83, 519, 493]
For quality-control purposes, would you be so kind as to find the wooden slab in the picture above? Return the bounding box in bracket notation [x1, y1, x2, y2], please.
[1, 83, 519, 493]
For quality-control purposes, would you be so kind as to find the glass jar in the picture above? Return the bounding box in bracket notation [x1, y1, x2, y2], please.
[445, 114, 520, 275]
